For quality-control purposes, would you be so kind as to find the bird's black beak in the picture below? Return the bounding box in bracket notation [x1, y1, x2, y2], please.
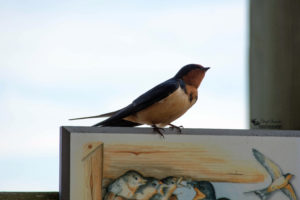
[203, 67, 210, 71]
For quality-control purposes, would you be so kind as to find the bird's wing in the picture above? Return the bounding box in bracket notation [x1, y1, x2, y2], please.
[94, 78, 181, 127]
[69, 110, 120, 120]
[281, 184, 297, 200]
[252, 149, 283, 180]
[108, 180, 122, 194]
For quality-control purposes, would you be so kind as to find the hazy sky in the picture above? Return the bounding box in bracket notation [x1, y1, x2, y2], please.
[0, 0, 247, 191]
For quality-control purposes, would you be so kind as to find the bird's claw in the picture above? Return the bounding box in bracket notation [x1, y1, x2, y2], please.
[152, 125, 165, 138]
[168, 124, 183, 133]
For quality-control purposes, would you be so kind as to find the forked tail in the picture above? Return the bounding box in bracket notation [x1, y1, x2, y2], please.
[245, 188, 271, 200]
[69, 110, 119, 120]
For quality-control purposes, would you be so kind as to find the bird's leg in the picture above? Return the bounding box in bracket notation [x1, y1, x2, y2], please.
[168, 123, 183, 133]
[152, 125, 165, 138]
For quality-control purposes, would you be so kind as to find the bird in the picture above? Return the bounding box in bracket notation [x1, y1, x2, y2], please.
[150, 177, 183, 200]
[70, 64, 209, 136]
[104, 170, 147, 200]
[249, 148, 297, 200]
[187, 181, 230, 200]
[132, 177, 162, 200]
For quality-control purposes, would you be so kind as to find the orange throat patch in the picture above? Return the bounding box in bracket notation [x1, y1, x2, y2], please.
[182, 69, 206, 88]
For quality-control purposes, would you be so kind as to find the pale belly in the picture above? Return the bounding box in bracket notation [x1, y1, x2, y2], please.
[268, 176, 288, 192]
[119, 182, 135, 198]
[125, 87, 197, 127]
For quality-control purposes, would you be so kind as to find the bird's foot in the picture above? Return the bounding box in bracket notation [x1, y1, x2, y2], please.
[168, 124, 183, 133]
[152, 125, 165, 138]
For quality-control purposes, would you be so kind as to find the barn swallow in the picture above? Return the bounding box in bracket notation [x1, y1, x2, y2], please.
[187, 181, 230, 200]
[133, 177, 162, 200]
[150, 177, 183, 200]
[104, 170, 147, 200]
[249, 149, 297, 200]
[70, 64, 209, 136]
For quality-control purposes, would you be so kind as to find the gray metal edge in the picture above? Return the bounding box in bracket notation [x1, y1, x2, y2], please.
[59, 127, 70, 200]
[61, 126, 300, 137]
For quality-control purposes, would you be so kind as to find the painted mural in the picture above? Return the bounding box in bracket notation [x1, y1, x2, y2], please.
[69, 133, 300, 200]
[101, 149, 297, 200]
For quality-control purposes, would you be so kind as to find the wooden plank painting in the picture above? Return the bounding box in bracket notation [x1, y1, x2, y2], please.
[60, 127, 300, 200]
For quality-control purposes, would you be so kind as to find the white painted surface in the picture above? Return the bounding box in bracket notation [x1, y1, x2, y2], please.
[69, 131, 300, 200]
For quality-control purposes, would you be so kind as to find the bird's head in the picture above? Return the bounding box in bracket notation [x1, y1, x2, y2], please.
[190, 181, 216, 199]
[123, 170, 147, 187]
[145, 177, 162, 190]
[160, 176, 183, 193]
[284, 173, 294, 181]
[134, 178, 161, 198]
[174, 64, 210, 88]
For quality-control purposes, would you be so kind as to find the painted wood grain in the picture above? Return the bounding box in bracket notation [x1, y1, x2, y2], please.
[82, 142, 103, 200]
[101, 142, 266, 183]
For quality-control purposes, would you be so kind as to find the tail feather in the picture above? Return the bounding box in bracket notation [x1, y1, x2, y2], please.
[69, 110, 119, 120]
[245, 188, 270, 200]
[93, 119, 141, 127]
[70, 109, 142, 127]
[254, 188, 270, 200]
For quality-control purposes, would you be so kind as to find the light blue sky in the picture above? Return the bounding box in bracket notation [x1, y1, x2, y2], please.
[0, 0, 247, 191]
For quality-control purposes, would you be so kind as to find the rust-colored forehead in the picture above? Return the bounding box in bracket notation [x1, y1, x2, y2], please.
[185, 68, 204, 77]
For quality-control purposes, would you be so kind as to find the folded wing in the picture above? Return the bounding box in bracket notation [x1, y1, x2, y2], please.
[93, 78, 181, 127]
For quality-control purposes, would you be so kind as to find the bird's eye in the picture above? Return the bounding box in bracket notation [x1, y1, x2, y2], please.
[152, 182, 157, 186]
[171, 181, 175, 184]
[134, 176, 138, 180]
